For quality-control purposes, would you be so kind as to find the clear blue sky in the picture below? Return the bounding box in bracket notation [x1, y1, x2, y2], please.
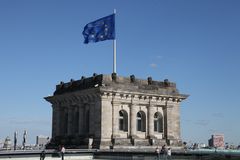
[0, 0, 240, 145]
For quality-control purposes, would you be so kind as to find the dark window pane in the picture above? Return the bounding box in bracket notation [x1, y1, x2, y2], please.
[137, 119, 141, 131]
[154, 120, 157, 132]
[119, 119, 124, 130]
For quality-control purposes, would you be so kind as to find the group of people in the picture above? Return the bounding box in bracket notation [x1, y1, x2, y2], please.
[155, 145, 172, 160]
[40, 145, 65, 160]
[40, 145, 172, 160]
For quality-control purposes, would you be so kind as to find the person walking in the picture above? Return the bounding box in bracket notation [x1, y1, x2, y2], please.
[167, 147, 172, 160]
[40, 150, 46, 160]
[155, 146, 160, 160]
[160, 145, 167, 159]
[61, 146, 65, 160]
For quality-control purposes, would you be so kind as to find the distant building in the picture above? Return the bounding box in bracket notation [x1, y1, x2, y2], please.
[36, 136, 49, 147]
[45, 74, 188, 149]
[3, 137, 12, 150]
[0, 139, 3, 148]
[208, 134, 224, 148]
[199, 143, 206, 148]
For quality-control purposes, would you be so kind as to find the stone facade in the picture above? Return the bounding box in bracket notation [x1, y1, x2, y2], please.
[45, 73, 188, 149]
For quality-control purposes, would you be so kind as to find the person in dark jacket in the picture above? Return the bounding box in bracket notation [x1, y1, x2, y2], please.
[40, 150, 46, 160]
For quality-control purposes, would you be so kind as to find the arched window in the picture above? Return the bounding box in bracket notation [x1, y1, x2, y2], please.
[154, 112, 163, 133]
[137, 111, 146, 132]
[119, 110, 128, 131]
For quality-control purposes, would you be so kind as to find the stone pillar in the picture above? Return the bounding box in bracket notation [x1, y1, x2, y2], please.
[94, 100, 101, 139]
[59, 107, 65, 136]
[52, 106, 61, 137]
[148, 105, 154, 138]
[101, 98, 112, 137]
[74, 106, 79, 135]
[162, 98, 180, 145]
[84, 105, 90, 135]
[78, 105, 85, 136]
[63, 107, 68, 135]
[99, 95, 112, 149]
[52, 105, 57, 138]
[165, 100, 181, 145]
[112, 101, 119, 138]
[89, 103, 95, 136]
[67, 106, 74, 135]
[130, 104, 137, 138]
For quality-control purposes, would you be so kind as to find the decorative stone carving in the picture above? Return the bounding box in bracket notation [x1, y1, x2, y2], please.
[130, 75, 135, 83]
[148, 77, 152, 85]
[111, 72, 117, 81]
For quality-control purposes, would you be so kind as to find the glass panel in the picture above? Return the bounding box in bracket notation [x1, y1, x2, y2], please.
[154, 120, 157, 132]
[142, 114, 146, 132]
[137, 119, 142, 131]
[159, 117, 163, 132]
[124, 113, 128, 132]
[119, 119, 124, 130]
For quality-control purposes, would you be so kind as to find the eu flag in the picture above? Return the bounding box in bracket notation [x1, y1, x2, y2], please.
[82, 14, 115, 44]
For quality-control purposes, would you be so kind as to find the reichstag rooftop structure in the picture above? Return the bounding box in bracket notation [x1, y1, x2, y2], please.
[45, 73, 188, 149]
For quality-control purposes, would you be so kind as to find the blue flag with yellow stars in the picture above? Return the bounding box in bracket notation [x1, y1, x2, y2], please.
[82, 14, 115, 44]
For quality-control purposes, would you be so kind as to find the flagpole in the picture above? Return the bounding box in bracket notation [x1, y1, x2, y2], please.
[113, 9, 117, 74]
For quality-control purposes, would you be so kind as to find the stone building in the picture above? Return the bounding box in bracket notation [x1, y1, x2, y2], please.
[45, 73, 188, 149]
[208, 134, 224, 148]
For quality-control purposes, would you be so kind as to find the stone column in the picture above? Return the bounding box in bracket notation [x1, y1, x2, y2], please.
[74, 106, 79, 135]
[53, 106, 61, 137]
[59, 107, 65, 136]
[165, 99, 181, 145]
[57, 107, 62, 136]
[130, 104, 137, 138]
[89, 103, 95, 136]
[63, 107, 68, 135]
[78, 105, 84, 136]
[94, 100, 101, 139]
[52, 105, 57, 138]
[67, 106, 74, 135]
[84, 105, 90, 135]
[112, 101, 119, 138]
[101, 99, 112, 138]
[99, 94, 112, 149]
[148, 105, 154, 138]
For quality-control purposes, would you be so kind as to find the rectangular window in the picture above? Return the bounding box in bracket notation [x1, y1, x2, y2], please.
[137, 119, 141, 131]
[124, 119, 128, 132]
[119, 119, 124, 130]
[154, 120, 157, 132]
